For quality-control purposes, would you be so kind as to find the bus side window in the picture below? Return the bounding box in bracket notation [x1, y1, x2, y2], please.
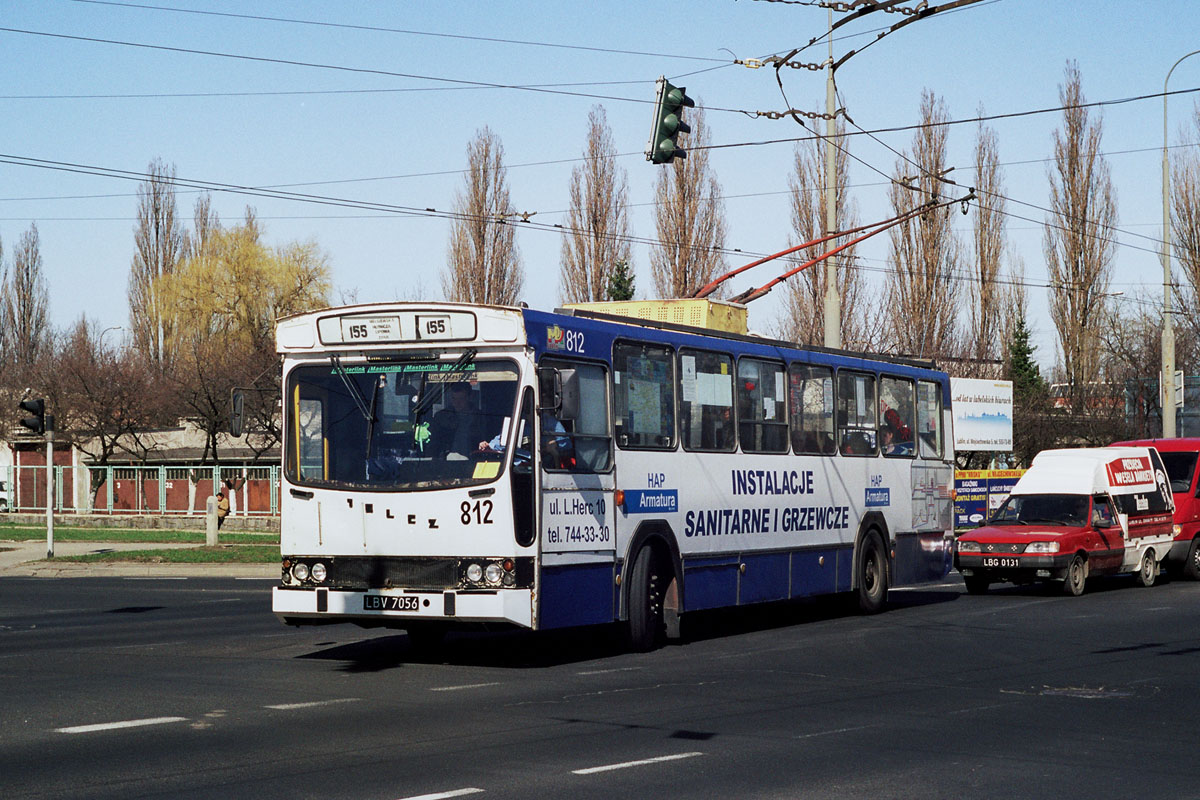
[679, 348, 735, 453]
[738, 358, 788, 454]
[917, 379, 943, 459]
[879, 375, 915, 458]
[293, 394, 326, 481]
[837, 370, 877, 456]
[612, 342, 675, 450]
[539, 360, 611, 472]
[789, 363, 835, 455]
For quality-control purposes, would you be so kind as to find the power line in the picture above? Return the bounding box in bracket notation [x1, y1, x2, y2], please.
[0, 26, 678, 108]
[69, 0, 729, 64]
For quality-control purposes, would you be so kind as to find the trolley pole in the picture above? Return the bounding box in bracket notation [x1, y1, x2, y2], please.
[45, 415, 55, 558]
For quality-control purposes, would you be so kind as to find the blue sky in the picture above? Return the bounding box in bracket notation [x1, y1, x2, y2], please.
[2, 0, 1198, 370]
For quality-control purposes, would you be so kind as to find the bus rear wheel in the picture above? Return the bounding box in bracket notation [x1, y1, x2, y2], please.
[856, 532, 888, 614]
[627, 547, 666, 652]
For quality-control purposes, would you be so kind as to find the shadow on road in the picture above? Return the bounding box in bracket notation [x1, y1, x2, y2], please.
[297, 585, 963, 671]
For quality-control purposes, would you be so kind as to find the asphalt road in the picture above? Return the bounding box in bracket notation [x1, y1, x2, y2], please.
[2, 573, 1198, 799]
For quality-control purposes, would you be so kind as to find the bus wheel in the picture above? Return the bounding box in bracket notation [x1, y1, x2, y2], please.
[856, 532, 888, 614]
[1136, 550, 1158, 588]
[963, 576, 990, 595]
[627, 547, 666, 652]
[1185, 537, 1200, 581]
[1063, 555, 1087, 596]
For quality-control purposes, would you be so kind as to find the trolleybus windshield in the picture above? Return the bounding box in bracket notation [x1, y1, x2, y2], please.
[286, 358, 522, 491]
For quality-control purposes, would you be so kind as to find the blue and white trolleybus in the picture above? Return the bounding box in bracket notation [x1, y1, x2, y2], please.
[272, 300, 955, 650]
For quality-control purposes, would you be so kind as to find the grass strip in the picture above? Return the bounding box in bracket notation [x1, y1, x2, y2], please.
[53, 545, 280, 564]
[0, 526, 278, 545]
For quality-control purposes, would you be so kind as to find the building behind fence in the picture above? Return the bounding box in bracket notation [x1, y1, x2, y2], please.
[1, 421, 281, 517]
[1, 462, 280, 516]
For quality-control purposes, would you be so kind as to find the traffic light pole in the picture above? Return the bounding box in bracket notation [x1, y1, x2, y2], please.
[45, 416, 54, 558]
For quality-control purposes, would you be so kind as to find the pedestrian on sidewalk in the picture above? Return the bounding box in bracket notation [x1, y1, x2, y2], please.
[216, 490, 230, 529]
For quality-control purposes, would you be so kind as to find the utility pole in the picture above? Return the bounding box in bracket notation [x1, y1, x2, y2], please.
[822, 9, 841, 349]
[1162, 50, 1200, 438]
[45, 415, 55, 558]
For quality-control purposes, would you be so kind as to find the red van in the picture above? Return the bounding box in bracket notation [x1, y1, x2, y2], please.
[955, 447, 1175, 595]
[1111, 438, 1200, 578]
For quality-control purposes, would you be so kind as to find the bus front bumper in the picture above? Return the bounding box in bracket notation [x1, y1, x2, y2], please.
[272, 586, 534, 628]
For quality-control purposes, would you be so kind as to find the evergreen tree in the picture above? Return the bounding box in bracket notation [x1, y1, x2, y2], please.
[1007, 315, 1045, 398]
[605, 259, 635, 301]
[1005, 314, 1053, 465]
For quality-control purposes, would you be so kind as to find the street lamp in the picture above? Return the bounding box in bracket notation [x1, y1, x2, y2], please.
[1162, 50, 1200, 438]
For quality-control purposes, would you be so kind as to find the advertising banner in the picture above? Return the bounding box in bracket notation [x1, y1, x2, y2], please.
[951, 378, 1013, 452]
[954, 469, 1025, 528]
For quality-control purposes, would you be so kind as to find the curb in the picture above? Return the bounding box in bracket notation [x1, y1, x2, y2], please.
[5, 562, 278, 579]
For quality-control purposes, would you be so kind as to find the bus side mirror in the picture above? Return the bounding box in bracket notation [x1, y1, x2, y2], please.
[537, 368, 579, 421]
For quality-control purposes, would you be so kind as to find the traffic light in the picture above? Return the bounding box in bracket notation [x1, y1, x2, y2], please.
[646, 76, 695, 165]
[19, 397, 45, 435]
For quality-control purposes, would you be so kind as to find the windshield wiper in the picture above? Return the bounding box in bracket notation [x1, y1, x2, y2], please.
[411, 349, 478, 421]
[330, 355, 375, 424]
[365, 375, 383, 463]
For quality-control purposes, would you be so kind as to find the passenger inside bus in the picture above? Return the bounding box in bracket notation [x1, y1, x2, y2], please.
[478, 412, 571, 468]
[431, 382, 487, 459]
[880, 408, 913, 455]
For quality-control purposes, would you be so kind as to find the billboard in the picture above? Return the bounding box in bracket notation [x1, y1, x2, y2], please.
[951, 378, 1013, 452]
[954, 469, 1025, 529]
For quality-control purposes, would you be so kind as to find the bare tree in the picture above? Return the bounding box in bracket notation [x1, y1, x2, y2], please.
[0, 233, 7, 380]
[969, 117, 1006, 374]
[560, 106, 632, 303]
[1, 223, 51, 371]
[778, 117, 868, 347]
[650, 105, 727, 298]
[443, 127, 524, 305]
[885, 90, 962, 360]
[998, 251, 1028, 375]
[51, 317, 173, 487]
[1172, 102, 1200, 352]
[158, 216, 330, 462]
[128, 158, 185, 369]
[187, 191, 221, 260]
[1044, 61, 1118, 405]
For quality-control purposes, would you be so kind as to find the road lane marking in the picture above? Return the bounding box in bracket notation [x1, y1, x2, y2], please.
[394, 789, 483, 800]
[794, 724, 875, 739]
[264, 698, 360, 710]
[430, 682, 501, 692]
[576, 666, 643, 675]
[56, 716, 188, 734]
[572, 751, 703, 775]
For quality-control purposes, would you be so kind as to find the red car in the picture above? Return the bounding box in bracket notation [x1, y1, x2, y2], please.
[955, 447, 1175, 596]
[1111, 438, 1200, 578]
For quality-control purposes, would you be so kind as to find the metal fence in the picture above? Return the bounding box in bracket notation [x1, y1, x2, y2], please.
[0, 464, 280, 516]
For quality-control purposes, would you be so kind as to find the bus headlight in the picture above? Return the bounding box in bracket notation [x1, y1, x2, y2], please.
[484, 563, 503, 584]
[310, 562, 327, 583]
[957, 540, 981, 553]
[292, 562, 310, 582]
[466, 563, 483, 583]
[1025, 541, 1059, 554]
